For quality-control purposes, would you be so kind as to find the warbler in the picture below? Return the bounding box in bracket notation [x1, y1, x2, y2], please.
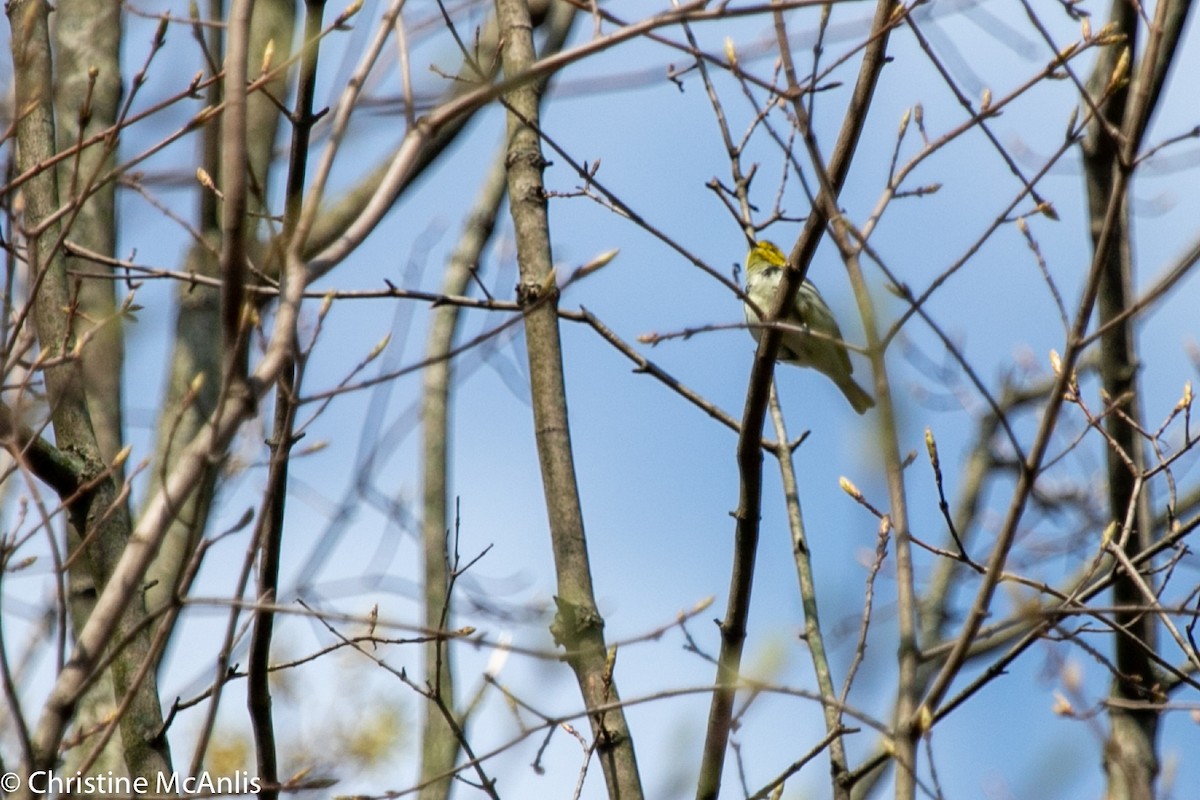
[743, 240, 875, 414]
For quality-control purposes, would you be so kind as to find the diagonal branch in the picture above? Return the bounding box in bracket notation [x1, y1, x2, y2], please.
[696, 1, 898, 797]
[494, 0, 645, 797]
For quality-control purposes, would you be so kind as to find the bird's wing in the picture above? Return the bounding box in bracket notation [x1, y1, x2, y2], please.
[795, 291, 854, 375]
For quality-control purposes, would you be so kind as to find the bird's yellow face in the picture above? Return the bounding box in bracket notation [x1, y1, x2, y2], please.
[746, 240, 787, 275]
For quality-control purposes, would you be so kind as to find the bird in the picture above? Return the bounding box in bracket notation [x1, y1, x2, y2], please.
[743, 240, 875, 414]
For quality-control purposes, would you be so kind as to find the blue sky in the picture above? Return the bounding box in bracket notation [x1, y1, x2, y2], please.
[4, 1, 1199, 798]
[147, 1, 1200, 796]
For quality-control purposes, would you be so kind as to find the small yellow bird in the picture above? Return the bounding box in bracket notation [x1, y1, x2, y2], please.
[743, 240, 875, 414]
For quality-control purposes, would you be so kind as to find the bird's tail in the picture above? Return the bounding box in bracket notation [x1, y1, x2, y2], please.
[836, 376, 876, 415]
